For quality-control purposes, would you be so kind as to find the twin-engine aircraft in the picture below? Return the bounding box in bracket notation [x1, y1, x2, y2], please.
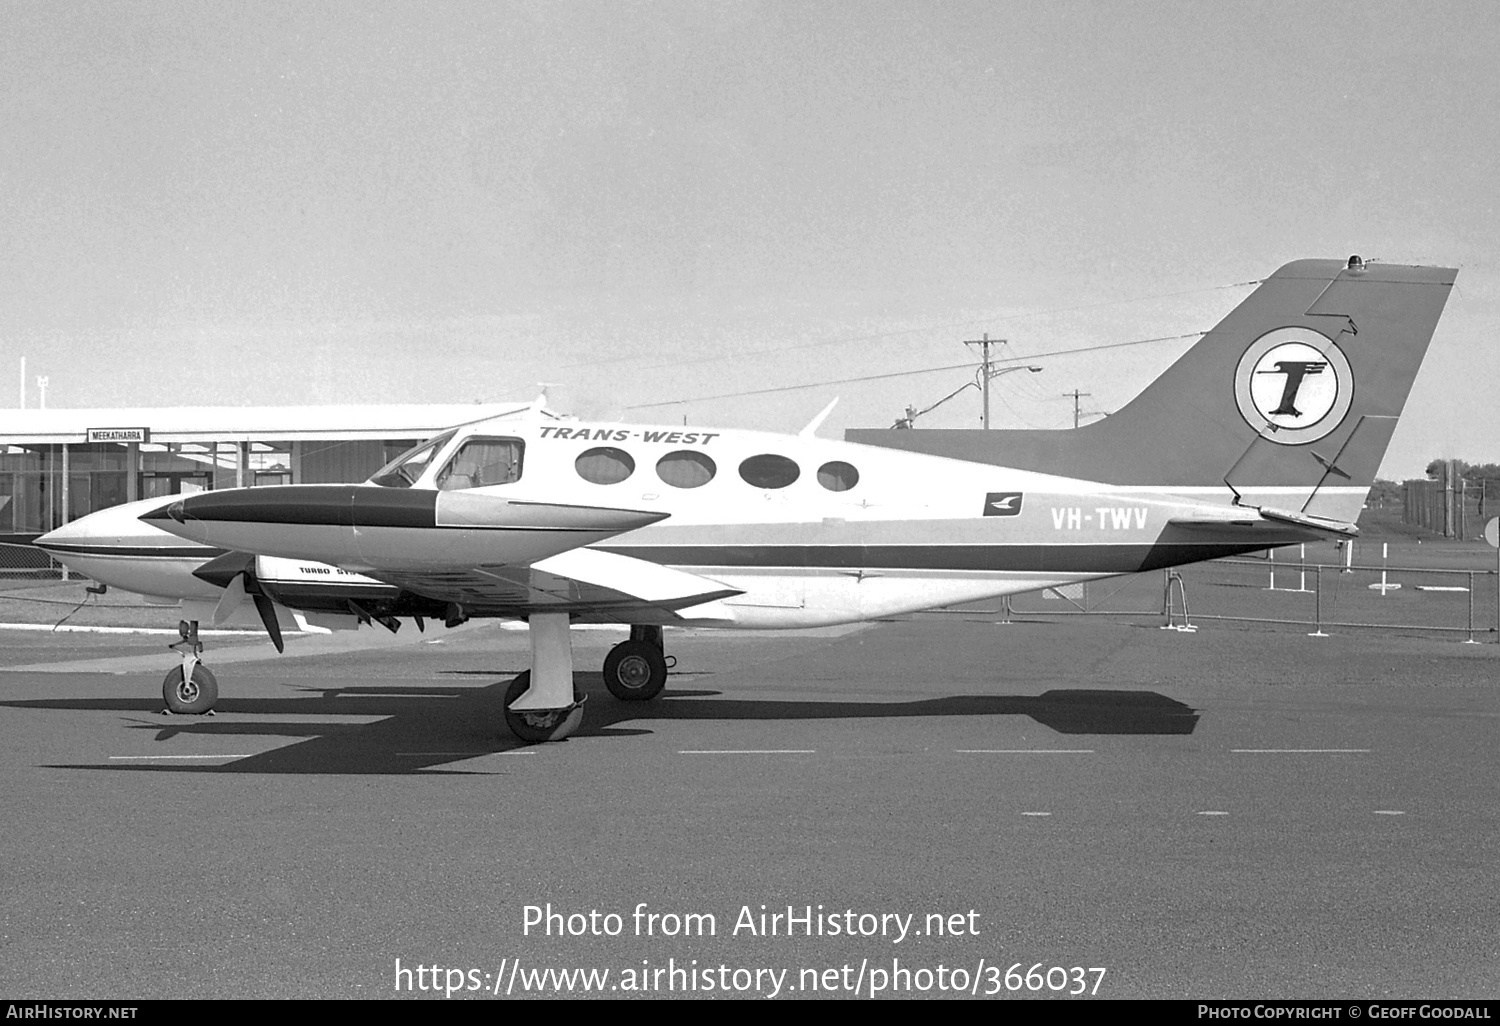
[36, 257, 1456, 742]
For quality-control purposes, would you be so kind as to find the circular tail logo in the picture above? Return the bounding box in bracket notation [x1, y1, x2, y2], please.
[1234, 327, 1352, 444]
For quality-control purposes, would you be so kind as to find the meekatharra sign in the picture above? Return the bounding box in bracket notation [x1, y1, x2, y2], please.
[86, 427, 151, 444]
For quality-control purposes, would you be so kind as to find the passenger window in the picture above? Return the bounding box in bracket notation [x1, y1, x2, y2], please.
[576, 447, 635, 485]
[656, 450, 716, 489]
[739, 454, 800, 489]
[435, 438, 524, 490]
[816, 461, 859, 492]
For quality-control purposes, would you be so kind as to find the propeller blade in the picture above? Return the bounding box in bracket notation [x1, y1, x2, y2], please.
[211, 572, 248, 626]
[252, 593, 284, 653]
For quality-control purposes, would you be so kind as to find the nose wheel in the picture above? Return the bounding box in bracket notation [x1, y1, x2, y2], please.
[163, 663, 219, 715]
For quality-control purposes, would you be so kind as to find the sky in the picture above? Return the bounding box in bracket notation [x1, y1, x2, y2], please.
[2, 0, 1497, 479]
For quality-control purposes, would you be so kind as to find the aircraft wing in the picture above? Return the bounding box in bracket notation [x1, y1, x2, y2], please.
[370, 547, 743, 622]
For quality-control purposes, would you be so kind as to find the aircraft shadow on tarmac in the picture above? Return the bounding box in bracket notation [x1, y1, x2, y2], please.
[10, 673, 1198, 775]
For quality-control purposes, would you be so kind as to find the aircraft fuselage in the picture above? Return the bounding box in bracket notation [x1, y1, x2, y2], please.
[39, 415, 1323, 631]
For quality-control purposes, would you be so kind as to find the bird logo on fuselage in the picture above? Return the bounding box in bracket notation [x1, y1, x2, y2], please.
[983, 492, 1024, 516]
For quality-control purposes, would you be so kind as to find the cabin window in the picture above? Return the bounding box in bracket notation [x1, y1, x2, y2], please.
[435, 438, 524, 490]
[817, 460, 859, 492]
[656, 450, 716, 489]
[575, 447, 635, 485]
[368, 431, 456, 488]
[738, 453, 800, 489]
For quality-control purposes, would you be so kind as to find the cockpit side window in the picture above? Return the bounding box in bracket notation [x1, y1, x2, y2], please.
[435, 437, 525, 491]
[368, 431, 456, 488]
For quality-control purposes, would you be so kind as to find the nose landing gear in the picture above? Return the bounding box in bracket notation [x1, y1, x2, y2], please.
[163, 620, 218, 714]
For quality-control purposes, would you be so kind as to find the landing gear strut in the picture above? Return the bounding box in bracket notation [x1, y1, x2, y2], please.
[602, 625, 671, 702]
[163, 620, 218, 714]
[502, 619, 674, 742]
[503, 672, 584, 743]
[505, 613, 586, 743]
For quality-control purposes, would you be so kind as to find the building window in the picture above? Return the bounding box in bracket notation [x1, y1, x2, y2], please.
[248, 442, 293, 485]
[816, 460, 859, 492]
[435, 438, 524, 490]
[575, 447, 635, 485]
[738, 453, 800, 490]
[656, 450, 716, 489]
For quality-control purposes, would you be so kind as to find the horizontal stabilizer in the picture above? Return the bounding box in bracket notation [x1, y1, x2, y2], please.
[1254, 506, 1359, 537]
[1168, 506, 1358, 538]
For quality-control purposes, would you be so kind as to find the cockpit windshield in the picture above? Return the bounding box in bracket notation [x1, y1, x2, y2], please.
[368, 431, 456, 488]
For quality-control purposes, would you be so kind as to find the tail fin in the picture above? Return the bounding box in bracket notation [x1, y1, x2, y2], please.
[847, 257, 1456, 520]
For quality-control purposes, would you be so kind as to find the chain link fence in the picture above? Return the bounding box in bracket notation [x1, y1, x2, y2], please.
[954, 543, 1500, 644]
[0, 537, 63, 579]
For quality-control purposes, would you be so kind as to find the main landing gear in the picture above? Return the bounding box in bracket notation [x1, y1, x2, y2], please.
[504, 613, 587, 744]
[602, 625, 672, 702]
[503, 671, 584, 743]
[163, 620, 218, 715]
[504, 619, 675, 743]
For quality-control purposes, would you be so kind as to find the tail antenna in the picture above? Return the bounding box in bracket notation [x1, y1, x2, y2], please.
[531, 383, 565, 420]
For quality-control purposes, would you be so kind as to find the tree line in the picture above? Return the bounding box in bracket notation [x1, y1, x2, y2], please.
[1423, 459, 1500, 488]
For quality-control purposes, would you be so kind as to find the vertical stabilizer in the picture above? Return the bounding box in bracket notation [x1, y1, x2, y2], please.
[848, 258, 1455, 520]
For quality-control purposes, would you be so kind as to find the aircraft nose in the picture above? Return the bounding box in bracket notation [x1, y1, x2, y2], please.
[34, 520, 84, 550]
[34, 507, 133, 549]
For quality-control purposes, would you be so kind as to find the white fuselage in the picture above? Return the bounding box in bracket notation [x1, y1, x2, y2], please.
[36, 413, 1317, 631]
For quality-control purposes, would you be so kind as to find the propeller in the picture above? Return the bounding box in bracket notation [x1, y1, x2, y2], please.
[194, 552, 285, 653]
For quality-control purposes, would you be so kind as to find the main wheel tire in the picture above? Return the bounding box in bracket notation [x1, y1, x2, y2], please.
[163, 664, 219, 715]
[602, 640, 668, 701]
[503, 671, 585, 743]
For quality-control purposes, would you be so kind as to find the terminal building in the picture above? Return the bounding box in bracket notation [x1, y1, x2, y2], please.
[0, 403, 518, 572]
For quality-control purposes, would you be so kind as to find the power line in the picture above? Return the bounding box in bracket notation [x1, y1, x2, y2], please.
[1062, 389, 1094, 429]
[962, 334, 1004, 430]
[625, 360, 981, 410]
[572, 280, 1260, 372]
[624, 331, 1203, 410]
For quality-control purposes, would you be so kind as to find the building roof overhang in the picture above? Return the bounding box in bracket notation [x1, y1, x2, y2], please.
[0, 403, 527, 446]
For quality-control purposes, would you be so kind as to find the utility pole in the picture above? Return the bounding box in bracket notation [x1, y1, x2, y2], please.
[963, 334, 1007, 430]
[36, 376, 48, 410]
[1064, 389, 1092, 429]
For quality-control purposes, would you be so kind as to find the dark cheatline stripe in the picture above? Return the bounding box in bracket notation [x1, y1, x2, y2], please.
[597, 541, 1273, 574]
[32, 542, 226, 559]
[261, 583, 402, 604]
[140, 486, 437, 529]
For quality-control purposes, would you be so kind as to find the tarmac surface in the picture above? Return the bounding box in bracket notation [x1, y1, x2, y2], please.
[1, 598, 1497, 1000]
